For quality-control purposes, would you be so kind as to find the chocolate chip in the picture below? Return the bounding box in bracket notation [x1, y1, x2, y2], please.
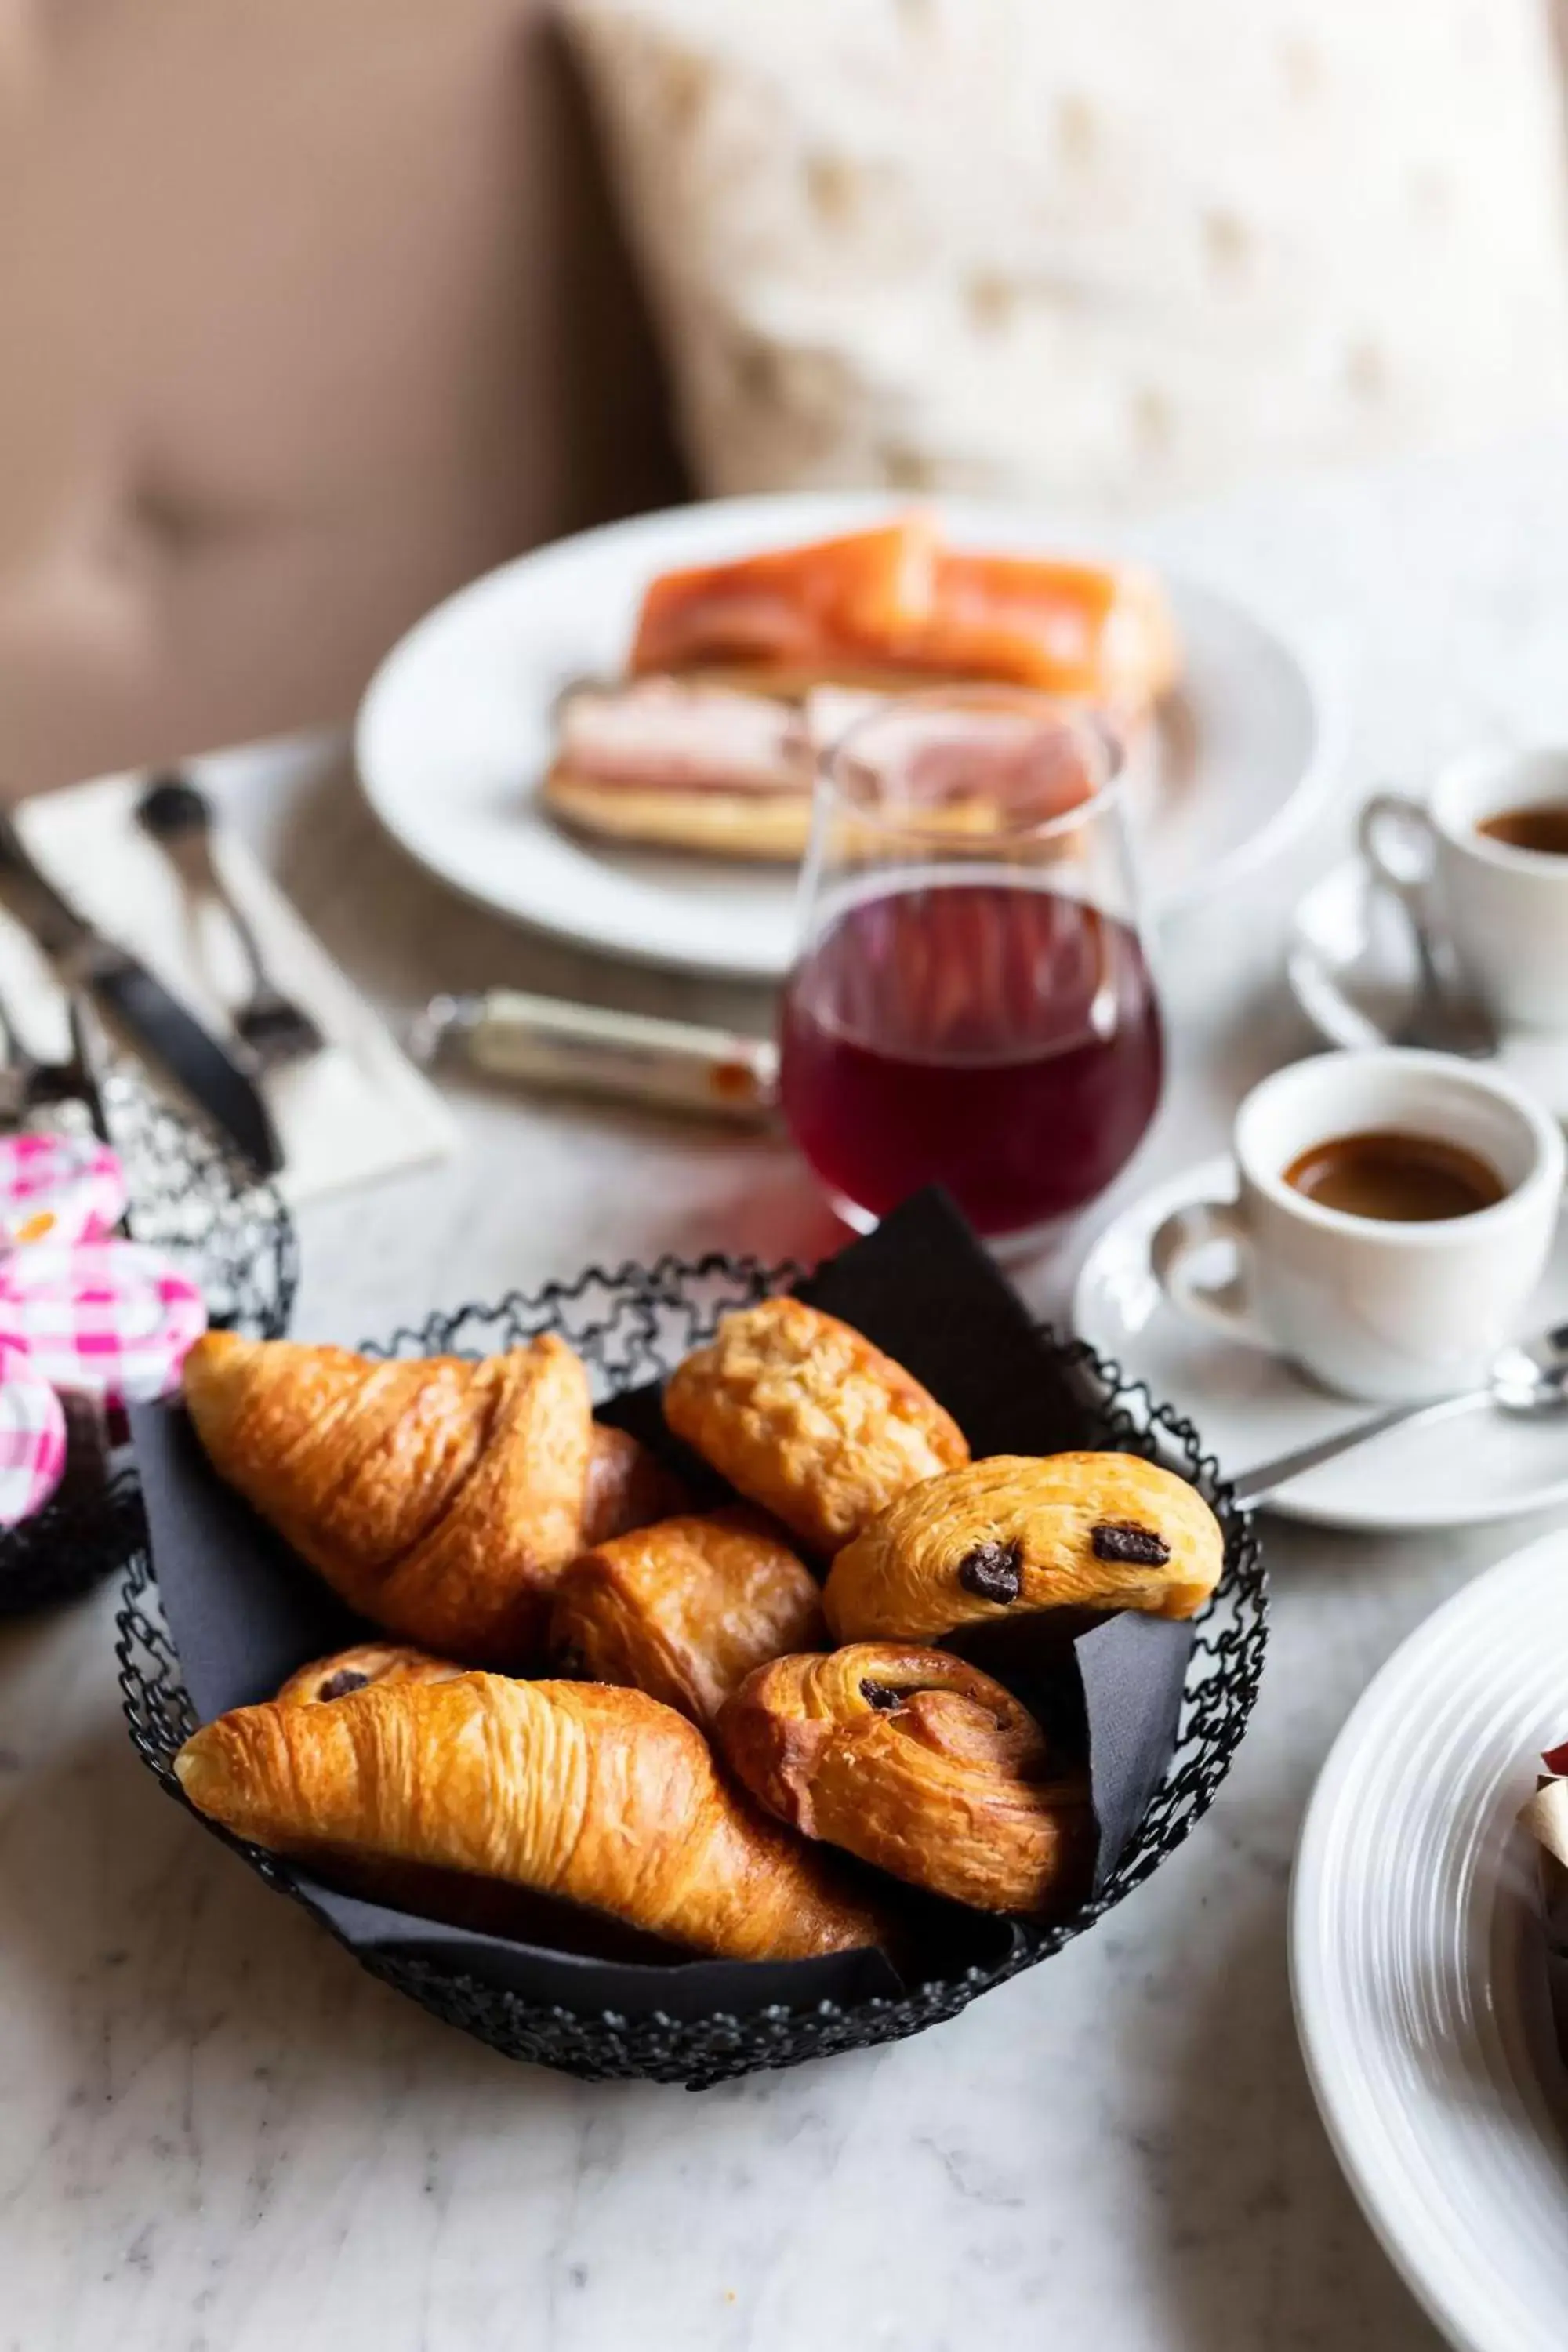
[1091, 1521, 1171, 1567]
[956, 1540, 1023, 1604]
[859, 1679, 906, 1711]
[317, 1668, 371, 1702]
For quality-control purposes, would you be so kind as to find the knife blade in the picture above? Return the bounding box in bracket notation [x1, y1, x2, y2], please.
[0, 812, 283, 1177]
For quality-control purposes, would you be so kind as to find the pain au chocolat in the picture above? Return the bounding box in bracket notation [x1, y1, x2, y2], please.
[550, 1506, 826, 1728]
[823, 1452, 1223, 1644]
[718, 1642, 1093, 1915]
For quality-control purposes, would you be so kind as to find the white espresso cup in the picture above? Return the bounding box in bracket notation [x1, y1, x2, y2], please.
[1151, 1050, 1563, 1403]
[1363, 747, 1568, 1031]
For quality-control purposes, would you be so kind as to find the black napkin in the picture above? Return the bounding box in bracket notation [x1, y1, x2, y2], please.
[132, 1189, 1197, 2017]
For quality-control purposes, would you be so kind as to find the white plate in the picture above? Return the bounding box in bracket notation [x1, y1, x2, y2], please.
[1291, 1530, 1568, 2352]
[356, 492, 1330, 980]
[1290, 858, 1568, 1123]
[1071, 1156, 1568, 1529]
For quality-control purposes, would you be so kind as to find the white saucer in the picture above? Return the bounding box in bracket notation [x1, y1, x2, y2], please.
[1071, 1156, 1568, 1529]
[1290, 858, 1568, 1123]
[1291, 1527, 1568, 2352]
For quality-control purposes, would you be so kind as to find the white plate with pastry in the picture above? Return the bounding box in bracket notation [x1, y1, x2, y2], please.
[356, 492, 1331, 981]
[1291, 1527, 1568, 2352]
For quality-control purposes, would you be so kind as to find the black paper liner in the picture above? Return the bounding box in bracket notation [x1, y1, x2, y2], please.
[116, 1192, 1268, 2087]
[0, 1072, 296, 1617]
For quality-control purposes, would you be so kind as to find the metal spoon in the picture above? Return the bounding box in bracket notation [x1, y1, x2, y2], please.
[1229, 1321, 1568, 1508]
[1358, 792, 1500, 1058]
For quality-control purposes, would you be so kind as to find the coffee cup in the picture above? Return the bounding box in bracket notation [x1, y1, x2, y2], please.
[1151, 1049, 1563, 1403]
[1363, 748, 1568, 1031]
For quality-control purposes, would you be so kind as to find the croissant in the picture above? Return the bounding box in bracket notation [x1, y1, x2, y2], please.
[276, 1641, 464, 1707]
[823, 1452, 1224, 1644]
[550, 1507, 826, 1726]
[663, 1297, 969, 1554]
[718, 1643, 1094, 1914]
[581, 1425, 690, 1549]
[175, 1673, 893, 1963]
[183, 1330, 595, 1668]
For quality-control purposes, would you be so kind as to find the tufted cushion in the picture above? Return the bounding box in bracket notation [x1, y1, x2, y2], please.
[566, 0, 1568, 510]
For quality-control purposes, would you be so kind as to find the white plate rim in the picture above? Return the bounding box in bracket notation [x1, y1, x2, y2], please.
[354, 492, 1337, 980]
[1070, 1153, 1568, 1532]
[1290, 1526, 1568, 2352]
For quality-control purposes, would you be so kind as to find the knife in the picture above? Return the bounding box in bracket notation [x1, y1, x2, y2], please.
[0, 812, 283, 1176]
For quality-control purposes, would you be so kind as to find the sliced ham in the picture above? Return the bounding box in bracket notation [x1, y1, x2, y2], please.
[555, 680, 888, 797]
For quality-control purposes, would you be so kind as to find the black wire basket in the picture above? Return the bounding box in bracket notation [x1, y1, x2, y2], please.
[116, 1247, 1266, 2089]
[0, 1074, 296, 1617]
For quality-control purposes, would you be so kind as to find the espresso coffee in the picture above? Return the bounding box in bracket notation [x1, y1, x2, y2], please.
[1477, 801, 1568, 857]
[1283, 1129, 1505, 1223]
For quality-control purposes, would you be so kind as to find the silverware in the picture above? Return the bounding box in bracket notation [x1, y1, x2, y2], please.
[0, 978, 112, 1142]
[1359, 792, 1500, 1058]
[408, 991, 779, 1125]
[1229, 1321, 1568, 1508]
[136, 772, 323, 1069]
[0, 811, 282, 1176]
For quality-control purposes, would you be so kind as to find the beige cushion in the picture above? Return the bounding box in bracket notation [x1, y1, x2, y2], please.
[568, 0, 1568, 510]
[0, 0, 682, 793]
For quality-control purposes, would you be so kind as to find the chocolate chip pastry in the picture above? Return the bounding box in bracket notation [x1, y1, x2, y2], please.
[276, 1642, 466, 1707]
[718, 1642, 1094, 1915]
[176, 1672, 895, 1964]
[663, 1296, 969, 1554]
[822, 1452, 1224, 1644]
[549, 1506, 826, 1728]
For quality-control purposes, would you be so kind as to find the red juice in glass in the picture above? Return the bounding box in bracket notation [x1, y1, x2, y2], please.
[779, 878, 1164, 1239]
[778, 691, 1163, 1244]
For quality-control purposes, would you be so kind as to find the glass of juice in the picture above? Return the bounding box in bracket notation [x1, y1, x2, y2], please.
[777, 689, 1164, 1249]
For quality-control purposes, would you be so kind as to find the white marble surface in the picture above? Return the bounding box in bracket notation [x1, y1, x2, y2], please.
[13, 437, 1568, 2348]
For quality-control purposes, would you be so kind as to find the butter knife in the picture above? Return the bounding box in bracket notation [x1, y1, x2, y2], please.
[0, 812, 283, 1176]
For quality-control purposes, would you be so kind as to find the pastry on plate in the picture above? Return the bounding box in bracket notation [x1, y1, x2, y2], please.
[175, 1672, 894, 1963]
[543, 678, 880, 862]
[718, 1641, 1094, 1915]
[183, 1330, 595, 1669]
[550, 1505, 826, 1726]
[663, 1296, 969, 1554]
[823, 1451, 1224, 1643]
[629, 515, 1179, 710]
[277, 1641, 466, 1707]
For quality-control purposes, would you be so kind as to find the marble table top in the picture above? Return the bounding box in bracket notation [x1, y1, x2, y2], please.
[13, 434, 1568, 2350]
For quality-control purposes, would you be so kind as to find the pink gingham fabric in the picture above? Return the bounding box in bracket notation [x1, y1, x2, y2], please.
[0, 1339, 67, 1525]
[0, 1133, 126, 1248]
[0, 1241, 208, 1408]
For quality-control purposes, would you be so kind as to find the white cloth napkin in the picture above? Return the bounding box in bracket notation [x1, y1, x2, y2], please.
[2, 775, 458, 1204]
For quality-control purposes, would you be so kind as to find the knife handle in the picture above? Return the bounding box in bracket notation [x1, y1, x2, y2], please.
[412, 992, 779, 1124]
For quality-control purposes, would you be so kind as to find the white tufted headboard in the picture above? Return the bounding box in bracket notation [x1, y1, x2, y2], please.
[0, 0, 684, 793]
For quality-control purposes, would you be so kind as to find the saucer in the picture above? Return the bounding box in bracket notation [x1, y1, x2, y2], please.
[1290, 858, 1568, 1123]
[1071, 1156, 1568, 1529]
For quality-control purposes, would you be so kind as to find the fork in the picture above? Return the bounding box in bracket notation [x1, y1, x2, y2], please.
[136, 773, 324, 1070]
[0, 978, 111, 1139]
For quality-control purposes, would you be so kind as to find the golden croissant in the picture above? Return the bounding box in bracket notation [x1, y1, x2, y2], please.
[175, 1673, 892, 1963]
[183, 1330, 597, 1668]
[719, 1643, 1094, 1914]
[824, 1451, 1223, 1644]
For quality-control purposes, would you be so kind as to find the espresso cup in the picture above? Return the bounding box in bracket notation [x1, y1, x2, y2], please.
[1151, 1050, 1563, 1402]
[1363, 748, 1568, 1030]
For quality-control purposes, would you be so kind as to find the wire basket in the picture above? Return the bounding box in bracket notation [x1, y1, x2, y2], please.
[116, 1250, 1265, 2089]
[0, 1075, 296, 1616]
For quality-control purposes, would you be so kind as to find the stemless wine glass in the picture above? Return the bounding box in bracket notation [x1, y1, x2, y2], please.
[777, 688, 1165, 1250]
